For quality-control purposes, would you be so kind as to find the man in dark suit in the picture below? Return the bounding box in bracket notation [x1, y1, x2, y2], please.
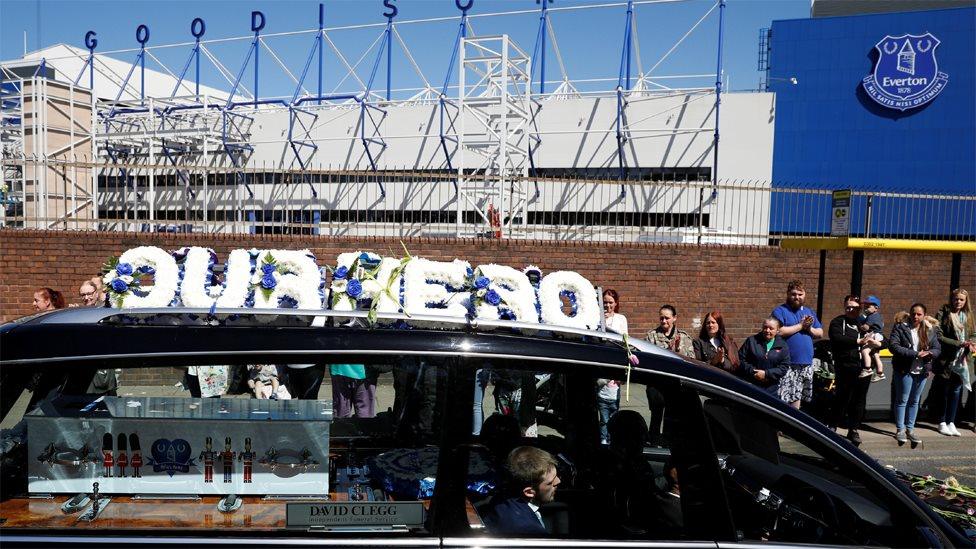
[651, 460, 683, 537]
[483, 446, 561, 535]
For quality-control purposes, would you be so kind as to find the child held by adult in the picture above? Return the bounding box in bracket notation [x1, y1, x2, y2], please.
[858, 296, 886, 382]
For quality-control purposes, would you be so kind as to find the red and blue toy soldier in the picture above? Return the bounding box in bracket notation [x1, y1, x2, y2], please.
[199, 437, 216, 483]
[238, 437, 255, 484]
[219, 437, 235, 483]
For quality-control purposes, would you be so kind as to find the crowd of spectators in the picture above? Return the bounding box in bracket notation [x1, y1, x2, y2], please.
[634, 280, 974, 447]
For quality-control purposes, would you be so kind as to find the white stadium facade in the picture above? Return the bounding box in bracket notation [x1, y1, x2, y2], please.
[12, 0, 961, 243]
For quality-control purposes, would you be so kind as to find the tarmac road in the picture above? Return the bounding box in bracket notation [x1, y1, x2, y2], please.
[856, 421, 976, 485]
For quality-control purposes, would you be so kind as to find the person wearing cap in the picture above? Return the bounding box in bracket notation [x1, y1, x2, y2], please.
[829, 295, 879, 446]
[859, 295, 886, 382]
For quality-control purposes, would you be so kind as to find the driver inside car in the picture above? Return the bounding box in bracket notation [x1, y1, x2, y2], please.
[482, 446, 561, 535]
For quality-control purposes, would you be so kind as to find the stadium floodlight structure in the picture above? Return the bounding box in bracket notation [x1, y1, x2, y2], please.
[457, 35, 532, 238]
[0, 0, 729, 238]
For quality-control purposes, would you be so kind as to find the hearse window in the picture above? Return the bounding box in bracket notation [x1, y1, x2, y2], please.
[0, 357, 456, 537]
[699, 392, 932, 547]
[457, 358, 705, 542]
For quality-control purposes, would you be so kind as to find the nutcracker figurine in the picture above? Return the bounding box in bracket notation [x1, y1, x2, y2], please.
[101, 433, 113, 478]
[238, 437, 255, 484]
[129, 434, 143, 478]
[116, 433, 128, 478]
[219, 437, 235, 483]
[199, 437, 216, 483]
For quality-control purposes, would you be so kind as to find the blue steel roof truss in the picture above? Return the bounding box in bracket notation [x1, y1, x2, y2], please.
[50, 0, 729, 236]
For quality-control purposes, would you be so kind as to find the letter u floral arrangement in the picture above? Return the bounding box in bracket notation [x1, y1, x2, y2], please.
[99, 245, 604, 331]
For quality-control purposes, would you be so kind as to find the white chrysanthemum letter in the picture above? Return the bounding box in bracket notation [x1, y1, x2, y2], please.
[115, 246, 179, 308]
[473, 264, 539, 323]
[251, 249, 322, 309]
[179, 247, 253, 308]
[402, 258, 470, 318]
[538, 271, 600, 329]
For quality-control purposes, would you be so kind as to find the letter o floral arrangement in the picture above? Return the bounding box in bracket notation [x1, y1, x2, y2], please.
[537, 271, 601, 330]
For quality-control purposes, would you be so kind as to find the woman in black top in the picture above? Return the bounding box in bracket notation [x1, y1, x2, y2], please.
[889, 303, 941, 445]
[693, 311, 740, 374]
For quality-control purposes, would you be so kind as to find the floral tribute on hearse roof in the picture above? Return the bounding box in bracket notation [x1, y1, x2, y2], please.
[101, 246, 602, 330]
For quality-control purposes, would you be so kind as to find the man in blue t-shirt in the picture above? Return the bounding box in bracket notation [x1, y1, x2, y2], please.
[771, 280, 823, 409]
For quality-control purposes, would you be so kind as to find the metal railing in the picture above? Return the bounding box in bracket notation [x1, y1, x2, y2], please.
[1, 156, 974, 244]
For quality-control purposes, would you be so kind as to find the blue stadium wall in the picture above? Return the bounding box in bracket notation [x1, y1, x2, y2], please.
[767, 7, 975, 238]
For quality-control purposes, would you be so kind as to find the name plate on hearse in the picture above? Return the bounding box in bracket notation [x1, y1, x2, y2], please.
[287, 501, 425, 529]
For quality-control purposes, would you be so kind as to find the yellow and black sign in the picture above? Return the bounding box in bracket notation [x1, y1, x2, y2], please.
[830, 190, 852, 237]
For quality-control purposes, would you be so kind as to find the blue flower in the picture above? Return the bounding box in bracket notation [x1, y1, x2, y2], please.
[116, 262, 134, 276]
[347, 279, 363, 298]
[465, 266, 474, 278]
[261, 273, 277, 290]
[110, 278, 129, 293]
[261, 263, 276, 275]
[485, 289, 502, 306]
[474, 276, 490, 290]
[335, 266, 349, 279]
[138, 265, 155, 275]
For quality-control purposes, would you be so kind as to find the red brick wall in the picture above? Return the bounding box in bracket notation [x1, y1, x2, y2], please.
[1, 230, 967, 345]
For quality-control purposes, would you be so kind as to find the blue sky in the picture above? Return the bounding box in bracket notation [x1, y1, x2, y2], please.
[0, 0, 809, 95]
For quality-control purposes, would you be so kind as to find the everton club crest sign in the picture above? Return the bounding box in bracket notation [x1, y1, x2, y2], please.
[862, 32, 948, 111]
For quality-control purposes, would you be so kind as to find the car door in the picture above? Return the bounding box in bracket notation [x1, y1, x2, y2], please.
[436, 351, 734, 549]
[686, 383, 958, 548]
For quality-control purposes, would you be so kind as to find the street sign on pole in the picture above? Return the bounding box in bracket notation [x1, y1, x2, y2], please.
[831, 190, 851, 237]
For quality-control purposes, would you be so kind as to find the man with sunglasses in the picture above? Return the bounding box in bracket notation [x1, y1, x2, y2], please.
[828, 295, 880, 446]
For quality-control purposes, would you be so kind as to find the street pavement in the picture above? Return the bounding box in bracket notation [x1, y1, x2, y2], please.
[855, 421, 976, 485]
